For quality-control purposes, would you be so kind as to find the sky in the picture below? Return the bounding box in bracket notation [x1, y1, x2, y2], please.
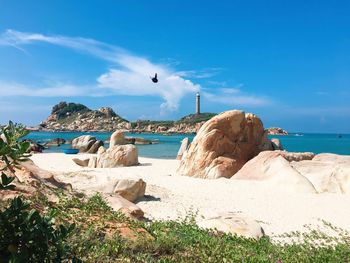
[0, 0, 349, 133]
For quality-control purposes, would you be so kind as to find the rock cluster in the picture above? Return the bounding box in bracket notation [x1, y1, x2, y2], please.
[266, 127, 288, 135]
[177, 110, 274, 179]
[72, 135, 104, 153]
[0, 159, 72, 203]
[39, 102, 130, 132]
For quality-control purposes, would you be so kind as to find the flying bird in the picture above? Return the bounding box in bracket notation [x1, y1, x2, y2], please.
[151, 73, 158, 83]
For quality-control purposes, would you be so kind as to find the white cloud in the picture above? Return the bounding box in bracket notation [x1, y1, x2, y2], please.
[0, 29, 200, 112]
[202, 87, 270, 107]
[0, 29, 270, 112]
[176, 68, 223, 79]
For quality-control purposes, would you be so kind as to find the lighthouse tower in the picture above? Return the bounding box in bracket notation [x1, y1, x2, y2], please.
[196, 92, 200, 115]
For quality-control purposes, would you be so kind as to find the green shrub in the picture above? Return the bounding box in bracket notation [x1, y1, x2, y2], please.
[0, 121, 30, 169]
[0, 197, 78, 262]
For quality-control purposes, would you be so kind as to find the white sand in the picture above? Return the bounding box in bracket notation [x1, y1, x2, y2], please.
[31, 153, 350, 237]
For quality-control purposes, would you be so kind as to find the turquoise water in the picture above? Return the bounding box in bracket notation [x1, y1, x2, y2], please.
[24, 132, 194, 159]
[24, 132, 350, 158]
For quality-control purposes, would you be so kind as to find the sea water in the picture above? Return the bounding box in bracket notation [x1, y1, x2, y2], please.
[24, 132, 350, 158]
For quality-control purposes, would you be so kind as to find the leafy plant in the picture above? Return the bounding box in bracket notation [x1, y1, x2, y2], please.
[0, 121, 31, 171]
[0, 173, 15, 190]
[0, 197, 77, 262]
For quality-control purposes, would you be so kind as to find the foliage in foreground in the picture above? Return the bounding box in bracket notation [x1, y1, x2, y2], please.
[1, 121, 350, 262]
[0, 197, 77, 262]
[1, 193, 349, 263]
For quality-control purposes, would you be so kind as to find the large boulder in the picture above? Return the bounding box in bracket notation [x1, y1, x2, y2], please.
[87, 140, 104, 153]
[103, 194, 144, 219]
[109, 131, 129, 147]
[233, 150, 350, 194]
[233, 151, 317, 193]
[270, 138, 283, 150]
[292, 153, 350, 194]
[113, 179, 146, 202]
[176, 110, 273, 179]
[198, 212, 264, 239]
[90, 145, 138, 168]
[72, 135, 104, 153]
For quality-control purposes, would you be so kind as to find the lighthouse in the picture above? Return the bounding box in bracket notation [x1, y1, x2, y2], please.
[196, 92, 200, 115]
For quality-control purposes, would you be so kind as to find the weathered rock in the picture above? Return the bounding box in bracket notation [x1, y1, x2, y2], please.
[95, 145, 138, 168]
[110, 131, 129, 147]
[271, 138, 283, 150]
[88, 156, 98, 168]
[103, 194, 144, 219]
[97, 146, 106, 154]
[72, 158, 90, 167]
[113, 179, 146, 202]
[233, 151, 317, 193]
[22, 140, 45, 153]
[266, 127, 288, 135]
[198, 212, 264, 239]
[281, 151, 315, 162]
[177, 110, 273, 179]
[98, 107, 117, 118]
[87, 140, 104, 153]
[177, 137, 190, 160]
[71, 135, 103, 153]
[0, 160, 72, 203]
[291, 154, 350, 193]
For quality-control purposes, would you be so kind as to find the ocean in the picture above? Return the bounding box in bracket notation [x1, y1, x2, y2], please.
[24, 132, 350, 158]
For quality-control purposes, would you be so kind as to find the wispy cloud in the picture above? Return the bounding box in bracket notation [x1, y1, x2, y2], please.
[0, 29, 201, 112]
[202, 87, 271, 107]
[0, 29, 270, 113]
[176, 68, 223, 79]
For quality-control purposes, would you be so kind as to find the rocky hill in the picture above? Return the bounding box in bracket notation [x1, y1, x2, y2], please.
[130, 113, 217, 134]
[39, 102, 131, 132]
[36, 102, 217, 133]
[266, 127, 289, 135]
[38, 102, 287, 135]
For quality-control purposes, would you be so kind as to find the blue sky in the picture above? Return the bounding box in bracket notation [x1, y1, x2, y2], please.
[0, 1, 350, 133]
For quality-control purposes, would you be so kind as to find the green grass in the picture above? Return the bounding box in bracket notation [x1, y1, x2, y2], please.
[2, 193, 349, 262]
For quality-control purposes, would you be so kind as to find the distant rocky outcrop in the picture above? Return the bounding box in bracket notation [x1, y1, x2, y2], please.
[37, 102, 218, 134]
[39, 102, 131, 132]
[177, 110, 274, 179]
[130, 113, 217, 134]
[266, 127, 288, 135]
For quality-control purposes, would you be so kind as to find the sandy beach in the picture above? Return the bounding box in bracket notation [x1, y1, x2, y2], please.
[30, 153, 350, 238]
